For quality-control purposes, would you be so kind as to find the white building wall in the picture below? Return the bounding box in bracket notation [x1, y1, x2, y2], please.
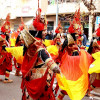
[46, 2, 89, 15]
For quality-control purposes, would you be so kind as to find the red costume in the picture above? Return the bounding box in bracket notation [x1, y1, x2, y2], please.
[20, 6, 60, 99]
[0, 36, 12, 83]
[1, 13, 11, 42]
[87, 39, 100, 96]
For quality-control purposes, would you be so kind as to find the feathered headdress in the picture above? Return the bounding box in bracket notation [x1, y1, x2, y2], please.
[32, 0, 47, 39]
[68, 8, 83, 35]
[55, 21, 62, 34]
[33, 6, 47, 31]
[17, 17, 25, 32]
[1, 13, 11, 33]
[68, 8, 83, 41]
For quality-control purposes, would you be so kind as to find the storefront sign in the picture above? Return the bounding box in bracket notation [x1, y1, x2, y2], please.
[96, 16, 100, 25]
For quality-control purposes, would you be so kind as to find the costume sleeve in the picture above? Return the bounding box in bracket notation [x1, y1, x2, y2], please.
[40, 49, 58, 70]
[40, 49, 49, 62]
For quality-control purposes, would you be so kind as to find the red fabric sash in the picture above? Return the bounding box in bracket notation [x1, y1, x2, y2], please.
[37, 74, 56, 100]
[92, 78, 100, 87]
[0, 52, 12, 75]
[21, 51, 48, 99]
[0, 53, 6, 65]
[25, 68, 48, 99]
[21, 49, 56, 100]
[21, 52, 38, 78]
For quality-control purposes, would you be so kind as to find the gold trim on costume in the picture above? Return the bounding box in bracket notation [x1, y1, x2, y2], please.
[67, 34, 75, 45]
[6, 71, 10, 74]
[45, 58, 57, 70]
[5, 77, 9, 79]
[37, 48, 44, 52]
[92, 39, 99, 47]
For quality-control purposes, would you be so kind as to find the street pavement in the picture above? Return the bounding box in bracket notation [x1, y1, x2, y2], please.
[0, 69, 22, 100]
[0, 68, 99, 100]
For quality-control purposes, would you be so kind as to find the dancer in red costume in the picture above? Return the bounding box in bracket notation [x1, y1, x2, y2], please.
[89, 24, 100, 92]
[56, 9, 92, 99]
[54, 21, 62, 46]
[13, 34, 24, 76]
[93, 23, 100, 45]
[21, 7, 60, 100]
[1, 13, 11, 42]
[13, 18, 25, 76]
[87, 39, 100, 97]
[0, 36, 13, 83]
[57, 33, 79, 100]
[57, 33, 93, 100]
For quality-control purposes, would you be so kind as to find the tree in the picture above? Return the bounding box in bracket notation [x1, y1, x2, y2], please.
[81, 0, 96, 41]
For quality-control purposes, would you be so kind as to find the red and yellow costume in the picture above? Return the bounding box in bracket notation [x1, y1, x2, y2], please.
[56, 33, 93, 100]
[0, 37, 12, 83]
[21, 6, 60, 99]
[87, 39, 100, 96]
[1, 13, 11, 42]
[21, 36, 59, 100]
[9, 18, 25, 76]
[68, 8, 85, 50]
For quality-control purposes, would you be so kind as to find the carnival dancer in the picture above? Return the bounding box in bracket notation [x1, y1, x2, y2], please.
[56, 32, 80, 100]
[21, 6, 60, 100]
[43, 24, 63, 97]
[56, 8, 92, 98]
[93, 23, 100, 45]
[56, 33, 92, 100]
[1, 13, 11, 42]
[68, 8, 85, 50]
[47, 22, 63, 64]
[87, 36, 100, 97]
[0, 36, 13, 83]
[12, 18, 25, 76]
[54, 21, 62, 45]
[43, 22, 63, 62]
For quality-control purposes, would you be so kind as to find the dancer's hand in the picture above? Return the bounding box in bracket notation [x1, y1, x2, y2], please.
[53, 66, 60, 74]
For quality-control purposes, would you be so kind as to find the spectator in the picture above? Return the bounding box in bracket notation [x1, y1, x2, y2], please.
[64, 30, 67, 36]
[46, 31, 53, 40]
[82, 33, 87, 46]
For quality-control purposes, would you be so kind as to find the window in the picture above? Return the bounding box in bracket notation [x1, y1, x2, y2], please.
[61, 22, 70, 30]
[14, 25, 19, 31]
[47, 21, 54, 31]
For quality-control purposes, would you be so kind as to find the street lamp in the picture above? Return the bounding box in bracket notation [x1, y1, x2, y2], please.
[56, 0, 59, 28]
[87, 0, 96, 42]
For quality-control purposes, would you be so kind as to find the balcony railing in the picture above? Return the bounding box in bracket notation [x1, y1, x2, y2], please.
[48, 0, 79, 5]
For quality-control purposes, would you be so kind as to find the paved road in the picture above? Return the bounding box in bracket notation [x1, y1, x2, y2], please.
[0, 69, 99, 100]
[0, 70, 22, 100]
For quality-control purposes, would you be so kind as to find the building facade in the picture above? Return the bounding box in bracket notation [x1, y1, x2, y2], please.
[0, 0, 100, 39]
[45, 0, 100, 39]
[0, 0, 39, 31]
